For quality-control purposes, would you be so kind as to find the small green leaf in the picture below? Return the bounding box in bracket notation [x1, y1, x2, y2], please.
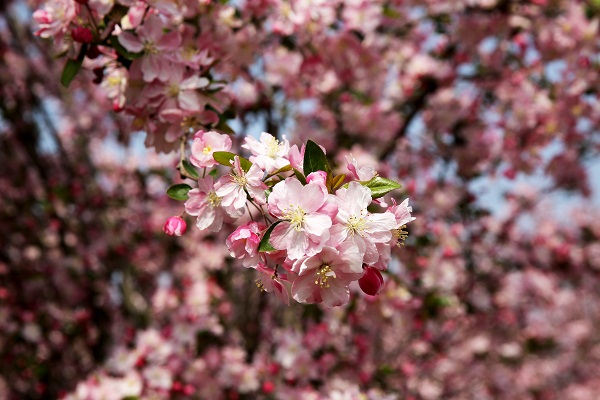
[180, 160, 200, 180]
[258, 221, 283, 252]
[208, 169, 218, 177]
[265, 164, 292, 180]
[303, 140, 331, 176]
[361, 177, 402, 199]
[61, 57, 84, 88]
[213, 151, 253, 172]
[167, 183, 192, 201]
[293, 168, 307, 185]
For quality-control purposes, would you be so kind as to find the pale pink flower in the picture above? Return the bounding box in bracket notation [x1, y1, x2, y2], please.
[255, 264, 290, 305]
[185, 176, 239, 232]
[118, 15, 182, 82]
[291, 243, 363, 307]
[214, 156, 268, 214]
[226, 221, 266, 268]
[388, 198, 416, 227]
[33, 0, 76, 39]
[190, 130, 232, 168]
[331, 182, 397, 265]
[145, 65, 209, 121]
[346, 154, 376, 181]
[287, 143, 305, 171]
[242, 132, 291, 173]
[267, 178, 336, 260]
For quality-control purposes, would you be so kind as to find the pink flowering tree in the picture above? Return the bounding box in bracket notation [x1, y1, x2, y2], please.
[1, 0, 600, 398]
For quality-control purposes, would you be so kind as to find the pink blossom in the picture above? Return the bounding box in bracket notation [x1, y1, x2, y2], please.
[346, 154, 376, 181]
[118, 15, 182, 82]
[145, 65, 210, 121]
[291, 243, 363, 307]
[190, 130, 232, 168]
[163, 216, 186, 236]
[185, 176, 240, 232]
[33, 0, 76, 39]
[214, 156, 268, 215]
[226, 221, 266, 268]
[242, 132, 291, 173]
[331, 182, 397, 265]
[267, 178, 336, 260]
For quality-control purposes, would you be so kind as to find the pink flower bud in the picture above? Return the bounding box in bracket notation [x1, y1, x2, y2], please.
[163, 216, 187, 237]
[358, 266, 384, 296]
[71, 27, 93, 43]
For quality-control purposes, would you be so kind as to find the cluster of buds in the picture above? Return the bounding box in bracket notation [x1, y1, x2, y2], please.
[165, 131, 414, 307]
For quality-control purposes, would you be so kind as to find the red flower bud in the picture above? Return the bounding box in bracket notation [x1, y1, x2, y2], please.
[358, 266, 384, 296]
[74, 0, 89, 4]
[71, 27, 93, 44]
[163, 216, 187, 237]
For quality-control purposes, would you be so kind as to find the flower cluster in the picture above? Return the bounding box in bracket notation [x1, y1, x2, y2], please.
[169, 131, 414, 307]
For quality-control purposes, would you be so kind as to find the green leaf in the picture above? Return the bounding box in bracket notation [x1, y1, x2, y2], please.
[167, 183, 192, 201]
[293, 168, 307, 185]
[303, 140, 331, 176]
[208, 169, 218, 177]
[180, 160, 199, 180]
[61, 57, 84, 88]
[361, 177, 402, 199]
[258, 221, 282, 252]
[212, 151, 253, 172]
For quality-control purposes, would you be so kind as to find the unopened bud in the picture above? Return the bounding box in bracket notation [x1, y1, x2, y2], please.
[71, 27, 93, 43]
[358, 266, 384, 296]
[163, 216, 187, 237]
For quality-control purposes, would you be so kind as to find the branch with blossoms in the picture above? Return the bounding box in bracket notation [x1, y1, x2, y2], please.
[163, 131, 415, 307]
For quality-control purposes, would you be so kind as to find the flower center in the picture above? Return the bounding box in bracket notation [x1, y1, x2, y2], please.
[315, 264, 335, 288]
[393, 225, 408, 246]
[207, 191, 221, 207]
[143, 40, 158, 54]
[231, 172, 248, 187]
[346, 212, 367, 237]
[202, 145, 213, 155]
[167, 83, 180, 97]
[283, 205, 306, 231]
[266, 136, 281, 158]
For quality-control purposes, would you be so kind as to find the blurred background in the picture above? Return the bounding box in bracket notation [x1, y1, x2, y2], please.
[2, 0, 600, 399]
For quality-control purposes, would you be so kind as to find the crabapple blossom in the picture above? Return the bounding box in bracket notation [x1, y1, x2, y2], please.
[190, 130, 232, 168]
[214, 156, 268, 214]
[331, 182, 397, 265]
[291, 243, 363, 307]
[267, 178, 336, 260]
[226, 221, 266, 268]
[118, 15, 182, 82]
[243, 132, 291, 173]
[185, 176, 238, 232]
